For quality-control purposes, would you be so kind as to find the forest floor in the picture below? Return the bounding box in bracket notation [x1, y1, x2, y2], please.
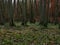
[0, 22, 60, 45]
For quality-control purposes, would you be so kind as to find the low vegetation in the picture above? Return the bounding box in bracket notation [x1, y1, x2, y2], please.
[0, 23, 60, 45]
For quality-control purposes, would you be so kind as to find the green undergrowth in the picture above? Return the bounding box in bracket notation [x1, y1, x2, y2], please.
[0, 22, 60, 45]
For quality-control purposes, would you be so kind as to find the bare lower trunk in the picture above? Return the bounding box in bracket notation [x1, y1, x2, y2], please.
[21, 0, 27, 26]
[8, 0, 15, 26]
[0, 0, 5, 25]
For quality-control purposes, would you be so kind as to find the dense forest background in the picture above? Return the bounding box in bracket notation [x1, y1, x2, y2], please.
[0, 0, 60, 28]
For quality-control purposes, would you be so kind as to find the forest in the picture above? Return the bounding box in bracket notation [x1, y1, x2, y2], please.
[0, 0, 60, 45]
[0, 0, 60, 28]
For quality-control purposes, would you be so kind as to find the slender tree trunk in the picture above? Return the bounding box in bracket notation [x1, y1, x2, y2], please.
[39, 0, 47, 27]
[29, 0, 35, 23]
[39, 0, 46, 25]
[0, 0, 5, 25]
[39, 0, 42, 24]
[5, 0, 9, 22]
[13, 0, 16, 23]
[17, 0, 20, 21]
[8, 0, 15, 26]
[46, 0, 49, 23]
[21, 0, 27, 26]
[30, 0, 33, 23]
[57, 0, 60, 29]
[33, 0, 36, 23]
[17, 0, 22, 21]
[54, 0, 58, 25]
[42, 0, 47, 27]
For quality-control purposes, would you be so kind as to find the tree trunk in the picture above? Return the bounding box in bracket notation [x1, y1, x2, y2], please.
[8, 0, 15, 26]
[39, 0, 42, 24]
[39, 0, 47, 27]
[0, 0, 5, 25]
[29, 0, 35, 23]
[46, 0, 50, 23]
[54, 0, 58, 25]
[21, 0, 27, 26]
[43, 0, 47, 27]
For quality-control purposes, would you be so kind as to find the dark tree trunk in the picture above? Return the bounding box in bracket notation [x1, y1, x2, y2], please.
[21, 0, 27, 26]
[39, 0, 47, 27]
[39, 0, 42, 24]
[54, 0, 58, 25]
[46, 0, 50, 23]
[29, 0, 35, 23]
[43, 0, 47, 27]
[0, 0, 5, 25]
[33, 0, 36, 23]
[57, 0, 60, 29]
[8, 0, 15, 26]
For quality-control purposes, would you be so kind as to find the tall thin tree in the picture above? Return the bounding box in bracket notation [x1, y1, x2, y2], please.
[0, 0, 5, 25]
[42, 0, 47, 27]
[54, 0, 58, 25]
[29, 0, 35, 23]
[39, 0, 47, 27]
[46, 0, 49, 23]
[21, 0, 27, 26]
[8, 0, 15, 26]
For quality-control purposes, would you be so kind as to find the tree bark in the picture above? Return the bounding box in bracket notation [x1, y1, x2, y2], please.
[54, 0, 58, 25]
[39, 0, 47, 27]
[21, 0, 27, 26]
[8, 0, 15, 26]
[0, 0, 5, 25]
